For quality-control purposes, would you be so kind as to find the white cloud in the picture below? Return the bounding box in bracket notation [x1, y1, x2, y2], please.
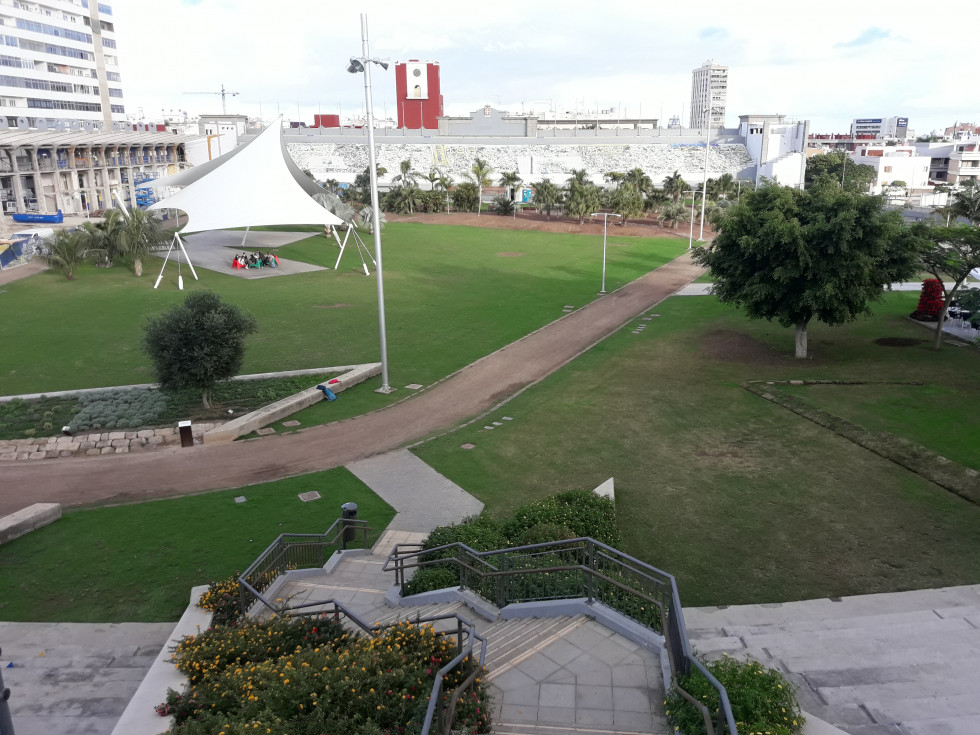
[112, 0, 972, 135]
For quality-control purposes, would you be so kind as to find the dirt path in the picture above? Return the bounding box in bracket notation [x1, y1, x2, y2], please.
[0, 253, 704, 516]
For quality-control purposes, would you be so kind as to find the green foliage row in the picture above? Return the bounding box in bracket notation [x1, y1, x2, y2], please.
[664, 655, 804, 735]
[0, 374, 339, 440]
[164, 617, 491, 735]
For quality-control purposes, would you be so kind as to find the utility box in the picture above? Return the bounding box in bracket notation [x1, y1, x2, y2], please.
[178, 420, 194, 448]
[341, 502, 358, 547]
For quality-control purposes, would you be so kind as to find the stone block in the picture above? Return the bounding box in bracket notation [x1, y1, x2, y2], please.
[16, 452, 30, 460]
[59, 450, 73, 458]
[124, 431, 137, 439]
[131, 437, 146, 446]
[96, 440, 109, 449]
[256, 428, 276, 436]
[282, 420, 301, 427]
[100, 447, 114, 455]
[154, 428, 173, 436]
[0, 452, 17, 461]
[79, 441, 95, 451]
[45, 449, 60, 459]
[86, 448, 101, 456]
[0, 502, 62, 544]
[115, 446, 130, 454]
[29, 452, 46, 459]
[137, 430, 154, 439]
[108, 432, 125, 440]
[111, 439, 128, 448]
[147, 436, 164, 445]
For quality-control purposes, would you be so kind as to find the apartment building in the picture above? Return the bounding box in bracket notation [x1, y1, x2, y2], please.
[948, 142, 980, 186]
[689, 60, 727, 129]
[0, 0, 124, 127]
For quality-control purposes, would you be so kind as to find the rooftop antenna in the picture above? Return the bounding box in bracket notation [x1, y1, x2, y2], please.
[184, 84, 240, 114]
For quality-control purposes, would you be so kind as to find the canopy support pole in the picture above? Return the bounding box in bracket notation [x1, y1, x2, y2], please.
[240, 226, 250, 249]
[333, 225, 352, 271]
[153, 232, 198, 289]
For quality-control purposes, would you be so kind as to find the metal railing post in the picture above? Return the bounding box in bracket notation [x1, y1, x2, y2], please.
[0, 646, 15, 735]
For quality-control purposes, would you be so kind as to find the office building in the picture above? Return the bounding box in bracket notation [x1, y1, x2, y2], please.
[394, 61, 443, 130]
[0, 0, 125, 127]
[689, 60, 727, 129]
[849, 117, 909, 140]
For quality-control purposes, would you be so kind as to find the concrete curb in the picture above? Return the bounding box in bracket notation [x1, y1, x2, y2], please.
[802, 711, 851, 735]
[111, 585, 212, 735]
[203, 363, 382, 443]
[0, 502, 60, 544]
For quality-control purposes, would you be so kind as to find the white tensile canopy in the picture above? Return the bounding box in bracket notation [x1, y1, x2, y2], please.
[146, 120, 342, 233]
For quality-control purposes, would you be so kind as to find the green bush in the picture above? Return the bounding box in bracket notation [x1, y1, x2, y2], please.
[164, 618, 491, 735]
[515, 522, 578, 546]
[664, 655, 803, 735]
[422, 512, 509, 556]
[503, 490, 621, 547]
[404, 566, 462, 596]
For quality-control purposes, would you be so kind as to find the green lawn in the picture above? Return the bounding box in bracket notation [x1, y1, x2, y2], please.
[0, 470, 395, 622]
[413, 293, 980, 607]
[1, 223, 685, 430]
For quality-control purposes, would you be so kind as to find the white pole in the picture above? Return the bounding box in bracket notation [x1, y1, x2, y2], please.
[359, 13, 393, 394]
[592, 212, 621, 293]
[686, 191, 697, 249]
[699, 129, 709, 240]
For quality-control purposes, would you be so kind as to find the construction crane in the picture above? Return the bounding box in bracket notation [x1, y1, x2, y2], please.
[184, 84, 240, 114]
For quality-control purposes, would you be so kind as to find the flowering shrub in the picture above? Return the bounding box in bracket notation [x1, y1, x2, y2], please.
[664, 654, 803, 735]
[163, 618, 491, 735]
[911, 279, 945, 321]
[197, 575, 244, 628]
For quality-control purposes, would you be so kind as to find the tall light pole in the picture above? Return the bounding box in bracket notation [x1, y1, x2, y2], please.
[684, 189, 704, 249]
[348, 14, 394, 394]
[699, 128, 710, 240]
[591, 211, 621, 293]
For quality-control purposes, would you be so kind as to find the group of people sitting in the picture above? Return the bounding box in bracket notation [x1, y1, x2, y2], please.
[232, 251, 279, 269]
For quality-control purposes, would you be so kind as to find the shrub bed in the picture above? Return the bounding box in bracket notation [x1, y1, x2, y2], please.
[664, 654, 803, 735]
[162, 617, 491, 735]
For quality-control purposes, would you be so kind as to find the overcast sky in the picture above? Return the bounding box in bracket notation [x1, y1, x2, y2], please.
[113, 0, 971, 136]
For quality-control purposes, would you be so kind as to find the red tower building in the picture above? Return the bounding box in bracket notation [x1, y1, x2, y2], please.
[394, 61, 443, 130]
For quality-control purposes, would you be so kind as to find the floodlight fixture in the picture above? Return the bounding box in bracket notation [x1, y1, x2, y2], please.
[347, 59, 364, 74]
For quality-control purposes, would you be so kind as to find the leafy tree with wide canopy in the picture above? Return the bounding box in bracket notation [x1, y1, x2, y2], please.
[609, 181, 644, 226]
[692, 182, 920, 358]
[564, 179, 602, 224]
[451, 181, 479, 213]
[913, 222, 980, 350]
[143, 291, 257, 408]
[805, 150, 875, 193]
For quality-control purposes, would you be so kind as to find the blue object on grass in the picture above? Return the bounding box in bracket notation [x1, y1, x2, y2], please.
[315, 384, 337, 401]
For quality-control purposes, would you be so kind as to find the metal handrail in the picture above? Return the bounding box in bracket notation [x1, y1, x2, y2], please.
[385, 536, 738, 735]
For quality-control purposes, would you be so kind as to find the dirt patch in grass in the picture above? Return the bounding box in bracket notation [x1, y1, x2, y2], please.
[875, 337, 925, 347]
[698, 330, 792, 367]
[497, 252, 526, 258]
[313, 303, 352, 309]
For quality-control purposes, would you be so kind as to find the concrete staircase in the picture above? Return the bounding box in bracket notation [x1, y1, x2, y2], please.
[273, 552, 671, 735]
[685, 584, 980, 735]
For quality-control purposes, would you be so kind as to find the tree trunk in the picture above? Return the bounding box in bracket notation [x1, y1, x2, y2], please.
[477, 187, 481, 216]
[202, 390, 211, 409]
[934, 286, 961, 351]
[134, 257, 143, 277]
[795, 320, 810, 359]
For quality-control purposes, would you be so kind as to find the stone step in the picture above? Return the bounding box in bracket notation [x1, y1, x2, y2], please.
[700, 606, 960, 638]
[492, 719, 670, 735]
[483, 617, 589, 676]
[372, 601, 467, 628]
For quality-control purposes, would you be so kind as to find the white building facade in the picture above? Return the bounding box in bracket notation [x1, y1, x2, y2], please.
[0, 0, 124, 127]
[849, 116, 909, 140]
[948, 142, 980, 186]
[690, 60, 727, 129]
[739, 114, 808, 189]
[847, 145, 930, 194]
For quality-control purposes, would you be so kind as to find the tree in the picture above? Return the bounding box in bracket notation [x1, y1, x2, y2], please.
[914, 223, 980, 350]
[692, 182, 920, 358]
[567, 169, 590, 186]
[435, 170, 454, 214]
[40, 228, 100, 280]
[143, 291, 257, 408]
[87, 208, 127, 267]
[662, 170, 688, 203]
[350, 164, 387, 204]
[609, 181, 644, 225]
[492, 194, 515, 215]
[565, 180, 602, 224]
[530, 178, 562, 220]
[467, 157, 493, 216]
[659, 202, 687, 230]
[421, 168, 440, 192]
[498, 170, 523, 201]
[392, 159, 417, 187]
[951, 183, 980, 225]
[623, 168, 653, 196]
[804, 150, 875, 193]
[119, 207, 168, 277]
[451, 181, 479, 213]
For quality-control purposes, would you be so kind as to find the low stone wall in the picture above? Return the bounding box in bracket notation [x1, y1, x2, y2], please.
[203, 363, 381, 444]
[0, 422, 224, 461]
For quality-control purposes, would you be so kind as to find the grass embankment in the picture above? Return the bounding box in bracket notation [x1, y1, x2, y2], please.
[413, 293, 980, 607]
[0, 470, 395, 622]
[0, 224, 685, 428]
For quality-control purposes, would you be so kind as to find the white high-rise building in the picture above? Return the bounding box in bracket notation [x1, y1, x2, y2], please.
[690, 60, 727, 129]
[0, 0, 125, 127]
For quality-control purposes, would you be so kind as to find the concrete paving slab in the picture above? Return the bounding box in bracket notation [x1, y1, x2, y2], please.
[158, 229, 328, 279]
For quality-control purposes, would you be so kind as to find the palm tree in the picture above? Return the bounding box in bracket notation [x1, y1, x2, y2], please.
[568, 169, 590, 186]
[530, 178, 562, 220]
[604, 171, 626, 188]
[565, 181, 602, 224]
[41, 228, 100, 279]
[120, 207, 168, 277]
[357, 205, 386, 233]
[952, 183, 980, 225]
[660, 202, 688, 230]
[662, 170, 688, 204]
[422, 168, 440, 192]
[392, 159, 417, 187]
[87, 208, 127, 267]
[609, 181, 644, 226]
[435, 170, 454, 214]
[467, 157, 493, 216]
[624, 168, 653, 197]
[451, 181, 479, 213]
[498, 170, 523, 203]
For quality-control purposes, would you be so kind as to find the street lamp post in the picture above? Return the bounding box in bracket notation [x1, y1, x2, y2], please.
[591, 211, 621, 293]
[684, 189, 704, 249]
[348, 14, 394, 394]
